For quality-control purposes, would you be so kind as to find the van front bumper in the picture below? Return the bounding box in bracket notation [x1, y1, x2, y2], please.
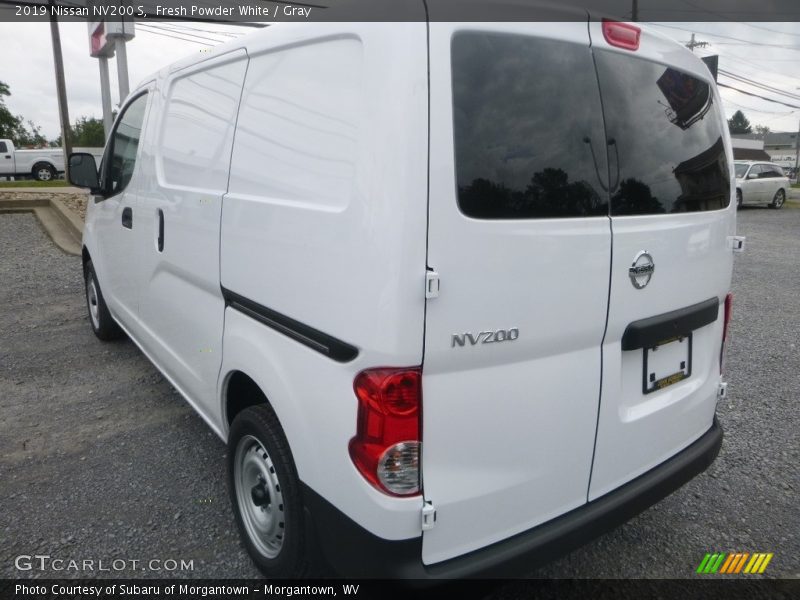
[302, 417, 723, 578]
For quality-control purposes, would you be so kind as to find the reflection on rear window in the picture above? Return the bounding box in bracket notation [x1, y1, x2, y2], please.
[595, 51, 730, 214]
[451, 32, 609, 219]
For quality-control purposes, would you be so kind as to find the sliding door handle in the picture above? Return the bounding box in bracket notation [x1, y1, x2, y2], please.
[157, 209, 164, 252]
[121, 206, 133, 229]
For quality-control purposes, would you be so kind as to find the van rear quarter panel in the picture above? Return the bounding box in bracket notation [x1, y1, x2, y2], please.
[218, 24, 429, 539]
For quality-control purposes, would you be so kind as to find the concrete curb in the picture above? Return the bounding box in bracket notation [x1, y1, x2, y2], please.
[0, 195, 83, 256]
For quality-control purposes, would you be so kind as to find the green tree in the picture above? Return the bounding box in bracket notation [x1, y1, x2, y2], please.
[0, 80, 48, 147]
[754, 124, 771, 138]
[0, 80, 22, 139]
[53, 116, 106, 147]
[727, 110, 752, 135]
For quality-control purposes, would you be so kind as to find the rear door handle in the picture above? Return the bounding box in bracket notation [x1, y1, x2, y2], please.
[121, 206, 133, 229]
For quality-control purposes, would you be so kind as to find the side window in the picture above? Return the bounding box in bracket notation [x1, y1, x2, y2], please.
[0, 141, 7, 153]
[594, 53, 730, 213]
[102, 92, 148, 196]
[451, 32, 609, 219]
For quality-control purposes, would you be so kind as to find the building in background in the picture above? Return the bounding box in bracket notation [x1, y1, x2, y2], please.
[734, 132, 798, 169]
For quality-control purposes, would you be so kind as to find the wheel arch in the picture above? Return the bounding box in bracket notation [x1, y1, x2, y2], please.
[81, 246, 92, 274]
[223, 370, 276, 431]
[31, 161, 56, 174]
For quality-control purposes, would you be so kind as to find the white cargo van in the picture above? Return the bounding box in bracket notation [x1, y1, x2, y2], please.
[68, 17, 738, 578]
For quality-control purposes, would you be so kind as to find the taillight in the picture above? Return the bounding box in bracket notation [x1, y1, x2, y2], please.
[349, 368, 422, 496]
[722, 293, 733, 343]
[602, 19, 641, 51]
[720, 293, 733, 370]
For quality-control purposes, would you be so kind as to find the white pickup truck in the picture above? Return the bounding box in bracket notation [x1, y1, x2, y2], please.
[0, 139, 104, 181]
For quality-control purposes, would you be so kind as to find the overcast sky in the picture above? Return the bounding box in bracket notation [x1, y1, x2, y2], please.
[0, 20, 798, 141]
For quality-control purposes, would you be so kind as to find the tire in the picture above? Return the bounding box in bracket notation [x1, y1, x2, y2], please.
[228, 404, 309, 578]
[84, 260, 124, 341]
[32, 163, 56, 182]
[770, 188, 785, 209]
[736, 189, 743, 209]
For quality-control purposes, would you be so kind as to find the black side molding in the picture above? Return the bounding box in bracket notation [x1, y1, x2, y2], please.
[221, 287, 359, 363]
[621, 297, 719, 351]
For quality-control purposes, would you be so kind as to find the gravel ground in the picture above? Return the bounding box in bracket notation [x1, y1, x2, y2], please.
[0, 207, 798, 586]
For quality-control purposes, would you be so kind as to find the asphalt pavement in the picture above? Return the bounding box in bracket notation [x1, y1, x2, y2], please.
[0, 205, 798, 584]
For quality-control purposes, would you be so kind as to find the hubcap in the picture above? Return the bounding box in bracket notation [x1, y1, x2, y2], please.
[37, 168, 52, 181]
[775, 191, 784, 207]
[86, 276, 100, 329]
[234, 435, 285, 559]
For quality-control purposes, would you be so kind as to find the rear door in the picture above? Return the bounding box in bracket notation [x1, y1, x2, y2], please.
[587, 24, 735, 500]
[422, 23, 612, 565]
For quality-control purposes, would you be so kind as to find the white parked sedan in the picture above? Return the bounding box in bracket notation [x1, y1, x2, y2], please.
[735, 161, 789, 209]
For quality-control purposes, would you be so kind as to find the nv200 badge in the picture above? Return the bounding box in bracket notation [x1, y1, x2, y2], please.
[451, 328, 519, 348]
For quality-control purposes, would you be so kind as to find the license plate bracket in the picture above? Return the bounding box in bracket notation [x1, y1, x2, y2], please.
[643, 334, 692, 394]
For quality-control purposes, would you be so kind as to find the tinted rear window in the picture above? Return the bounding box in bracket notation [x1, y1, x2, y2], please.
[0, 141, 7, 153]
[451, 32, 609, 219]
[595, 52, 730, 214]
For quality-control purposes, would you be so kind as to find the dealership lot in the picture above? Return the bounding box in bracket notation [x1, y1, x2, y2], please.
[1, 206, 798, 581]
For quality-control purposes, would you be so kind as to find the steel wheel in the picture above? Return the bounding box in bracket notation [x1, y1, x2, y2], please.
[86, 274, 101, 330]
[234, 434, 286, 559]
[772, 189, 785, 209]
[83, 259, 123, 341]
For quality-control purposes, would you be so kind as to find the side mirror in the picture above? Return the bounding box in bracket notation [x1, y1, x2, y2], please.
[68, 153, 101, 193]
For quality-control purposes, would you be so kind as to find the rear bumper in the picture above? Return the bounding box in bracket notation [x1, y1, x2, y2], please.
[303, 418, 723, 578]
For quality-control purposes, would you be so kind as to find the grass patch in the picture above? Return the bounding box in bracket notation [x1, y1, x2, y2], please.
[0, 179, 69, 188]
[791, 183, 800, 189]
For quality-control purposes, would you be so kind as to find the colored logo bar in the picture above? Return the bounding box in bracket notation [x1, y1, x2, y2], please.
[696, 552, 773, 574]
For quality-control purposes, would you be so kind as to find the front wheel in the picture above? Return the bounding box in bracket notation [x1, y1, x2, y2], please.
[228, 405, 309, 578]
[84, 261, 123, 341]
[33, 163, 56, 182]
[770, 189, 785, 209]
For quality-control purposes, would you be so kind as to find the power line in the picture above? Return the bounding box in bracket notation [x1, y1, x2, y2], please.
[140, 22, 230, 44]
[647, 22, 800, 51]
[135, 25, 219, 47]
[719, 70, 800, 102]
[717, 82, 800, 110]
[153, 22, 245, 38]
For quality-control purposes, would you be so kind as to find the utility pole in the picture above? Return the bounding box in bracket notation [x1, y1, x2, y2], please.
[98, 56, 113, 137]
[794, 119, 799, 182]
[49, 0, 72, 179]
[115, 36, 130, 102]
[686, 33, 710, 52]
[632, 0, 639, 22]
